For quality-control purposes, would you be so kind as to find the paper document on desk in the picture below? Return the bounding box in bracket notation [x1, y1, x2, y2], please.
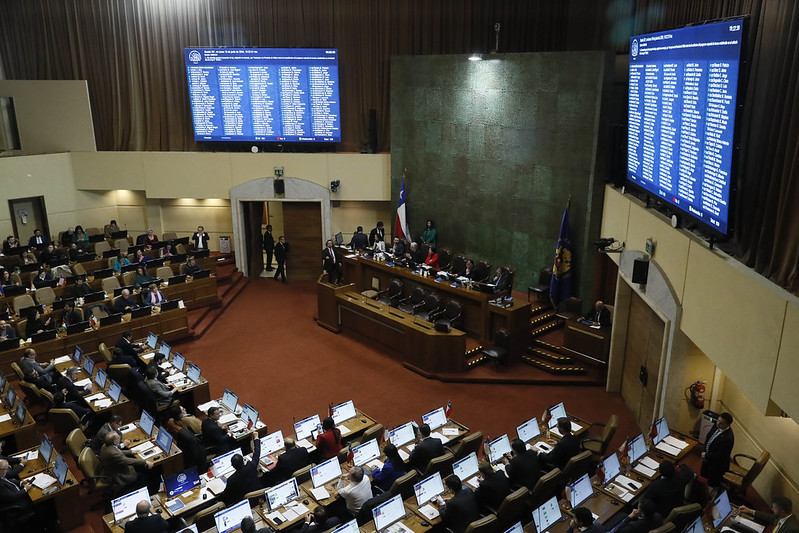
[15, 450, 38, 461]
[119, 424, 137, 434]
[141, 352, 155, 360]
[655, 441, 680, 456]
[337, 424, 351, 436]
[418, 504, 440, 520]
[465, 476, 480, 489]
[206, 477, 227, 495]
[32, 473, 58, 489]
[94, 398, 113, 408]
[615, 475, 642, 492]
[131, 441, 155, 454]
[367, 459, 384, 470]
[0, 414, 10, 423]
[639, 456, 660, 470]
[633, 463, 656, 478]
[159, 362, 172, 369]
[441, 427, 459, 437]
[197, 400, 220, 412]
[732, 517, 765, 533]
[309, 486, 330, 501]
[532, 441, 552, 453]
[218, 413, 238, 426]
[165, 499, 185, 513]
[398, 449, 410, 461]
[74, 378, 92, 388]
[605, 483, 632, 502]
[430, 431, 446, 443]
[549, 421, 581, 437]
[297, 439, 316, 451]
[283, 501, 309, 521]
[663, 435, 689, 450]
[85, 392, 106, 401]
[54, 355, 71, 364]
[265, 511, 287, 524]
[229, 422, 247, 433]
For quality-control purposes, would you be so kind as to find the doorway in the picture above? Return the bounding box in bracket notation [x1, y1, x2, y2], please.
[8, 196, 49, 244]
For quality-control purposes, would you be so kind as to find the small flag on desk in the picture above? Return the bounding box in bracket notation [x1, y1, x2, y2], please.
[57, 275, 66, 287]
[328, 402, 334, 418]
[90, 315, 98, 327]
[542, 406, 552, 425]
[618, 437, 630, 455]
[483, 435, 491, 458]
[383, 426, 390, 443]
[445, 401, 452, 419]
[247, 416, 254, 431]
[346, 442, 354, 464]
[649, 423, 658, 440]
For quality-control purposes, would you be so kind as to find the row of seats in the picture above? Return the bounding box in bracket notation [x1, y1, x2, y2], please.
[374, 279, 464, 329]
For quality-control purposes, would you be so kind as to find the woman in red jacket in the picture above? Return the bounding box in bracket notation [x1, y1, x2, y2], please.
[315, 416, 342, 460]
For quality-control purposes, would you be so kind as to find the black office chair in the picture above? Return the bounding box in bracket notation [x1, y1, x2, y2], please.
[398, 286, 426, 314]
[472, 260, 491, 282]
[414, 293, 442, 321]
[482, 329, 510, 368]
[433, 300, 464, 331]
[376, 279, 404, 307]
[528, 268, 552, 302]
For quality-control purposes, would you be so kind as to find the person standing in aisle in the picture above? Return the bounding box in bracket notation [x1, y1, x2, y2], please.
[274, 235, 289, 284]
[263, 224, 275, 272]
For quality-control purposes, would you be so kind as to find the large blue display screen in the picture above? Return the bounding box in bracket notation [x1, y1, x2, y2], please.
[627, 19, 744, 235]
[185, 48, 341, 143]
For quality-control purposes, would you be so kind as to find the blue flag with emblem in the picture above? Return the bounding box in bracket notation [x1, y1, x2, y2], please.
[550, 205, 573, 306]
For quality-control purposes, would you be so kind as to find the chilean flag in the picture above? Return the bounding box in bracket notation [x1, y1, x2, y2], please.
[394, 178, 410, 240]
[445, 401, 452, 419]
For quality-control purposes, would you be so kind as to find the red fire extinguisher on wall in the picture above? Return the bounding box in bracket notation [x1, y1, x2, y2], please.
[688, 380, 705, 409]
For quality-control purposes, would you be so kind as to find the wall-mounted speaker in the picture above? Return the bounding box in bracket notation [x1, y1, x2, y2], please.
[632, 258, 649, 284]
[274, 178, 285, 196]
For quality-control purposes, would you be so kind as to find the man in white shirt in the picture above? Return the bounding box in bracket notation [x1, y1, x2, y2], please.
[335, 466, 372, 515]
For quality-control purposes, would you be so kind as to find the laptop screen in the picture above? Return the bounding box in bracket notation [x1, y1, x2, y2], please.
[108, 380, 122, 402]
[94, 367, 107, 389]
[145, 332, 158, 350]
[164, 466, 201, 498]
[414, 472, 445, 507]
[331, 519, 359, 533]
[260, 430, 285, 456]
[517, 417, 541, 443]
[186, 363, 201, 383]
[40, 434, 54, 464]
[548, 402, 567, 429]
[532, 496, 562, 533]
[112, 486, 150, 522]
[711, 491, 732, 528]
[452, 452, 479, 481]
[294, 414, 321, 441]
[421, 407, 447, 430]
[155, 426, 173, 454]
[138, 410, 155, 437]
[214, 499, 252, 533]
[352, 439, 381, 467]
[628, 434, 647, 464]
[389, 422, 416, 447]
[72, 345, 83, 364]
[331, 400, 357, 424]
[211, 447, 243, 477]
[83, 355, 95, 376]
[603, 452, 621, 482]
[5, 386, 15, 407]
[265, 477, 300, 511]
[241, 403, 258, 427]
[653, 416, 669, 446]
[221, 389, 239, 413]
[504, 522, 524, 533]
[171, 352, 186, 372]
[53, 453, 69, 485]
[311, 456, 342, 488]
[488, 434, 512, 464]
[158, 341, 171, 358]
[14, 402, 26, 425]
[569, 474, 593, 508]
[373, 494, 405, 531]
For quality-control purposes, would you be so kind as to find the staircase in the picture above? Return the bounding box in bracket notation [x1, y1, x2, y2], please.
[186, 257, 251, 338]
[522, 302, 588, 376]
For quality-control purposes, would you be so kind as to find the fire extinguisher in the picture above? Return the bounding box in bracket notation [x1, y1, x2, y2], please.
[688, 380, 705, 409]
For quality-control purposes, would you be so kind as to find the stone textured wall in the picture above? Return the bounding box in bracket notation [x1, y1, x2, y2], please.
[390, 51, 613, 302]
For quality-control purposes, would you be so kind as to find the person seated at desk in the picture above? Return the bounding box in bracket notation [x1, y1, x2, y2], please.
[114, 289, 138, 313]
[220, 435, 262, 506]
[72, 276, 93, 297]
[406, 242, 424, 266]
[267, 437, 310, 486]
[0, 458, 35, 525]
[0, 319, 16, 340]
[335, 466, 372, 516]
[349, 226, 369, 251]
[567, 507, 606, 533]
[27, 229, 49, 247]
[24, 310, 53, 338]
[437, 475, 479, 533]
[167, 404, 202, 435]
[94, 415, 132, 451]
[124, 499, 169, 533]
[739, 497, 799, 533]
[133, 266, 156, 289]
[144, 283, 166, 306]
[72, 225, 89, 245]
[142, 229, 158, 250]
[425, 246, 440, 270]
[475, 461, 510, 511]
[52, 388, 91, 423]
[322, 239, 343, 285]
[0, 443, 26, 480]
[2, 235, 20, 255]
[613, 499, 663, 533]
[109, 347, 144, 376]
[67, 242, 87, 261]
[242, 516, 274, 533]
[390, 236, 406, 257]
[315, 416, 342, 460]
[182, 257, 201, 277]
[642, 461, 695, 518]
[0, 270, 15, 287]
[33, 268, 53, 284]
[59, 366, 92, 400]
[463, 259, 476, 279]
[490, 266, 512, 294]
[19, 250, 37, 266]
[370, 443, 407, 492]
[105, 219, 120, 239]
[116, 330, 144, 358]
[144, 366, 173, 408]
[302, 506, 341, 533]
[202, 406, 236, 455]
[38, 244, 60, 264]
[100, 432, 154, 492]
[19, 348, 56, 382]
[581, 300, 611, 328]
[134, 249, 148, 265]
[369, 221, 385, 247]
[539, 417, 581, 471]
[113, 251, 131, 272]
[409, 423, 445, 472]
[62, 301, 83, 327]
[501, 437, 541, 491]
[192, 225, 210, 250]
[60, 227, 76, 246]
[160, 243, 174, 258]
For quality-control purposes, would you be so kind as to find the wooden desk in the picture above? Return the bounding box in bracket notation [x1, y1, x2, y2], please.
[339, 409, 378, 440]
[0, 402, 37, 450]
[359, 501, 430, 533]
[649, 433, 699, 462]
[18, 448, 83, 530]
[123, 422, 184, 477]
[334, 288, 467, 376]
[101, 497, 166, 533]
[563, 321, 610, 363]
[254, 489, 314, 531]
[558, 490, 625, 526]
[139, 351, 212, 409]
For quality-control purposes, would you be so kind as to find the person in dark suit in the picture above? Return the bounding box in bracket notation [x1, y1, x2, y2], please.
[18, 348, 56, 383]
[0, 442, 26, 480]
[349, 226, 369, 251]
[182, 256, 202, 277]
[582, 300, 611, 327]
[701, 412, 734, 486]
[100, 432, 153, 491]
[274, 235, 289, 283]
[491, 266, 512, 294]
[321, 239, 343, 284]
[0, 458, 34, 522]
[739, 497, 799, 533]
[369, 221, 385, 247]
[192, 225, 210, 250]
[27, 229, 49, 247]
[408, 423, 444, 472]
[114, 289, 138, 313]
[390, 236, 406, 257]
[124, 500, 169, 533]
[72, 276, 93, 297]
[568, 506, 606, 533]
[220, 435, 262, 506]
[0, 320, 16, 341]
[201, 406, 235, 455]
[643, 461, 694, 517]
[2, 235, 20, 255]
[263, 224, 275, 271]
[24, 310, 52, 338]
[301, 506, 341, 533]
[438, 475, 479, 533]
[116, 331, 144, 357]
[540, 417, 581, 471]
[62, 301, 82, 327]
[615, 499, 663, 533]
[475, 461, 510, 511]
[502, 438, 541, 490]
[242, 516, 275, 533]
[267, 438, 310, 486]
